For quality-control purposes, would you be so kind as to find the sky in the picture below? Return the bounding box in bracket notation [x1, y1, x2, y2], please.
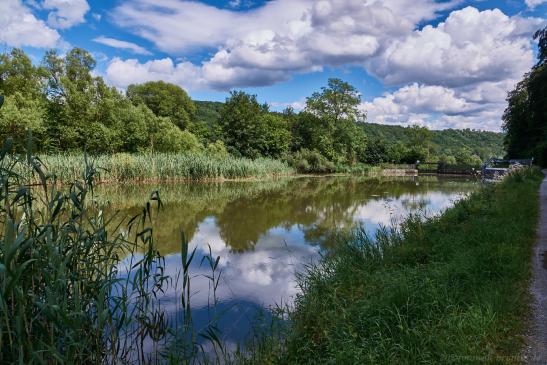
[1, 0, 546, 131]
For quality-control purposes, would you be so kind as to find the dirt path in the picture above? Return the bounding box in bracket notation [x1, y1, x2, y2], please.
[526, 170, 547, 364]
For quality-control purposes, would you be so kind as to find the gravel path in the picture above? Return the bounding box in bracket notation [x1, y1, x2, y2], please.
[526, 170, 547, 364]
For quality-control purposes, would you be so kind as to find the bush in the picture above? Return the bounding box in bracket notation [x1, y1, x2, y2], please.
[206, 140, 229, 159]
[287, 149, 335, 173]
[180, 130, 204, 153]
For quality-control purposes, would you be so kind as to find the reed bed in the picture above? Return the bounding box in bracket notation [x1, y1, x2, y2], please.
[36, 153, 294, 184]
[0, 140, 228, 364]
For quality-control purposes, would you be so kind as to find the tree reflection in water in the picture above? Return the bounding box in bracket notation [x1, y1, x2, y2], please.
[98, 175, 477, 346]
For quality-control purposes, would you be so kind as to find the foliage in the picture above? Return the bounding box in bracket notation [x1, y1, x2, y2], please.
[294, 78, 367, 164]
[454, 146, 482, 165]
[255, 113, 291, 158]
[0, 142, 252, 363]
[0, 47, 204, 155]
[286, 149, 336, 173]
[0, 93, 45, 150]
[242, 168, 543, 364]
[220, 91, 290, 159]
[503, 26, 547, 166]
[0, 48, 46, 99]
[191, 100, 224, 143]
[363, 123, 503, 164]
[0, 47, 506, 169]
[438, 154, 457, 165]
[127, 81, 196, 130]
[305, 78, 363, 123]
[534, 27, 547, 67]
[206, 140, 229, 159]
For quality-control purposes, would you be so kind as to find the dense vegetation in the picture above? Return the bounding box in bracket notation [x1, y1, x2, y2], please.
[0, 143, 248, 363]
[193, 100, 503, 168]
[0, 47, 504, 174]
[33, 153, 293, 183]
[504, 26, 547, 166]
[363, 123, 504, 165]
[242, 168, 543, 364]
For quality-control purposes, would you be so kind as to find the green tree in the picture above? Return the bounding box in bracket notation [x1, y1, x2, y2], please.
[363, 138, 390, 164]
[149, 116, 186, 152]
[179, 130, 204, 153]
[503, 26, 547, 166]
[42, 48, 103, 151]
[454, 147, 482, 165]
[406, 125, 432, 161]
[220, 91, 266, 158]
[127, 81, 196, 130]
[190, 101, 224, 144]
[438, 154, 457, 165]
[0, 93, 45, 150]
[111, 102, 151, 153]
[255, 113, 291, 158]
[41, 48, 145, 153]
[305, 78, 363, 124]
[297, 78, 367, 163]
[503, 78, 531, 159]
[0, 49, 46, 99]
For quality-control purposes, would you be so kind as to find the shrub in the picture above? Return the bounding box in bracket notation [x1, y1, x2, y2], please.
[206, 140, 229, 159]
[287, 149, 335, 173]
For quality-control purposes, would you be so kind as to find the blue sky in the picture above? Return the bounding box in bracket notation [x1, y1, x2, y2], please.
[2, 0, 546, 130]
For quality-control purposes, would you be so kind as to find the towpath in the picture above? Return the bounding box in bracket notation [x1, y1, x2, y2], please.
[526, 170, 547, 364]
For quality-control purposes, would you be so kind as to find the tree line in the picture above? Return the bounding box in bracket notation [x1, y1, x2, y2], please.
[0, 47, 503, 172]
[503, 26, 547, 167]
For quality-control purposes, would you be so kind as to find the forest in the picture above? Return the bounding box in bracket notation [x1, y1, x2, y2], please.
[0, 47, 504, 173]
[503, 27, 547, 166]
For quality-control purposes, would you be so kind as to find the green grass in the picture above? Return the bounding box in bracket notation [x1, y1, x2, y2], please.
[34, 153, 294, 183]
[240, 168, 543, 364]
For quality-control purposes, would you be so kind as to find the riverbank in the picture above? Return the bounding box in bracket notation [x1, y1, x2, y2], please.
[241, 168, 544, 364]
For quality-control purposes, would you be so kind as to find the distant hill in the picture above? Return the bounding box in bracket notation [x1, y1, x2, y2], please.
[194, 100, 224, 125]
[363, 123, 505, 160]
[193, 100, 505, 160]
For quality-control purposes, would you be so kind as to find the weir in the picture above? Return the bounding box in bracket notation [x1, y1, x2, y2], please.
[481, 158, 534, 179]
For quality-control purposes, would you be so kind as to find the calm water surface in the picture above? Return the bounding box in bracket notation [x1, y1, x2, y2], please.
[98, 175, 477, 347]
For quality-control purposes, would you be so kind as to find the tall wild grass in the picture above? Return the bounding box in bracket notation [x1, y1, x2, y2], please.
[239, 168, 544, 364]
[0, 139, 227, 363]
[35, 153, 294, 183]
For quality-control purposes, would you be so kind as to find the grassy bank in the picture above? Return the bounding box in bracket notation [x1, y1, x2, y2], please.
[243, 168, 543, 364]
[35, 153, 294, 183]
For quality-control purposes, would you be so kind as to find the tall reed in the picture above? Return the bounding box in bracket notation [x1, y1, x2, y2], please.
[34, 153, 294, 184]
[0, 138, 227, 363]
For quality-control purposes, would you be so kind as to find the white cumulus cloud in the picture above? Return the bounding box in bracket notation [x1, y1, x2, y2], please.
[109, 0, 459, 88]
[366, 7, 543, 87]
[361, 81, 512, 130]
[105, 57, 204, 90]
[42, 0, 90, 29]
[0, 0, 60, 48]
[104, 1, 545, 130]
